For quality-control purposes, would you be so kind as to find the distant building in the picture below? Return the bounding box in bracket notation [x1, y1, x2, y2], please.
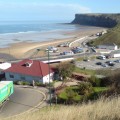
[97, 43, 118, 50]
[110, 50, 120, 58]
[4, 59, 54, 84]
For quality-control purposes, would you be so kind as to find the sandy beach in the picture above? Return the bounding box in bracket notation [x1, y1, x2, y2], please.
[0, 27, 106, 61]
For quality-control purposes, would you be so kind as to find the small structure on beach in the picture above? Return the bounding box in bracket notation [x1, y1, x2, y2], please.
[46, 46, 58, 53]
[4, 59, 54, 84]
[57, 42, 70, 47]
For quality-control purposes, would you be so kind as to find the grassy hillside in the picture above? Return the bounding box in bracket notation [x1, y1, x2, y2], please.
[4, 97, 120, 120]
[91, 24, 120, 46]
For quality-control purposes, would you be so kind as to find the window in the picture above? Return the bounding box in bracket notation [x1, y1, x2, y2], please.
[10, 74, 14, 78]
[20, 76, 25, 80]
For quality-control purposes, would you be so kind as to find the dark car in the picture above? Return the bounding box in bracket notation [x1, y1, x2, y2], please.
[96, 62, 102, 65]
[108, 63, 115, 66]
[105, 61, 113, 64]
[114, 60, 120, 63]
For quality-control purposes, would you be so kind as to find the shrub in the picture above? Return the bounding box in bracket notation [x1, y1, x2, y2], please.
[88, 75, 101, 87]
[35, 82, 46, 87]
[78, 82, 93, 95]
[13, 81, 30, 85]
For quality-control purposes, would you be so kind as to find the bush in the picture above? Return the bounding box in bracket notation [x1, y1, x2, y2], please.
[35, 82, 46, 87]
[13, 81, 30, 85]
[78, 82, 93, 95]
[88, 75, 101, 87]
[22, 81, 30, 85]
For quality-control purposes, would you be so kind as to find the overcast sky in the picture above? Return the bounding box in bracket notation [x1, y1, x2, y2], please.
[0, 0, 120, 21]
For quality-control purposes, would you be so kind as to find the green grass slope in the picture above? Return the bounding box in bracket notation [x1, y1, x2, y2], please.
[92, 24, 120, 46]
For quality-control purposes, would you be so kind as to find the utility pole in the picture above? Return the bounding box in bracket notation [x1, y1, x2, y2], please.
[48, 49, 52, 106]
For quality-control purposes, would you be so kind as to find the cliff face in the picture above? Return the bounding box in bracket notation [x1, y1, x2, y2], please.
[71, 14, 120, 28]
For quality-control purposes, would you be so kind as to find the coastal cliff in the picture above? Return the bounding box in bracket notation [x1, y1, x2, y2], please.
[71, 14, 120, 28]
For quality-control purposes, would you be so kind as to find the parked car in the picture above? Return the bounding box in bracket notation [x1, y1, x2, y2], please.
[105, 55, 111, 59]
[108, 63, 115, 66]
[58, 42, 70, 47]
[57, 44, 64, 47]
[114, 59, 120, 63]
[96, 62, 102, 65]
[101, 63, 108, 67]
[72, 47, 83, 54]
[105, 61, 113, 64]
[83, 59, 90, 62]
[46, 46, 58, 51]
[97, 55, 106, 60]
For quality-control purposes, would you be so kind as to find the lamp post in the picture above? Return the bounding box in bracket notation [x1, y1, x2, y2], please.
[47, 49, 52, 106]
[36, 48, 52, 106]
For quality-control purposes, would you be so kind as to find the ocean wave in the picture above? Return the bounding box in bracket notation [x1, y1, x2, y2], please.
[0, 31, 40, 36]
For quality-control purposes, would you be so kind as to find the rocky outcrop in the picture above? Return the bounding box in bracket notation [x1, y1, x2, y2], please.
[71, 14, 120, 28]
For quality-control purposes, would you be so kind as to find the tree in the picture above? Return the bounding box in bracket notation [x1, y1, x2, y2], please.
[57, 62, 75, 81]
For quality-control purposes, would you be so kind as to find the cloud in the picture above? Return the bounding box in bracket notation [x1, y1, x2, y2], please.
[0, 2, 91, 20]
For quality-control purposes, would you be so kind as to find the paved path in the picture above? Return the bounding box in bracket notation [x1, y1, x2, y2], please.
[0, 86, 48, 118]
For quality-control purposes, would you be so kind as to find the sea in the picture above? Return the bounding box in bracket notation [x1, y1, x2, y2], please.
[0, 20, 90, 48]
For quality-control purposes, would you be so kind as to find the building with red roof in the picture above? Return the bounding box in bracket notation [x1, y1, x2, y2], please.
[4, 59, 54, 84]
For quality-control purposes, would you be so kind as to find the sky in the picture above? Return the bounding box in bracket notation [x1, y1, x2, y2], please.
[0, 0, 120, 21]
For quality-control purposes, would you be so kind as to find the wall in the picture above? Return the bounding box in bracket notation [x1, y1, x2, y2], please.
[5, 72, 43, 83]
[43, 72, 54, 84]
[113, 54, 120, 58]
[5, 72, 54, 84]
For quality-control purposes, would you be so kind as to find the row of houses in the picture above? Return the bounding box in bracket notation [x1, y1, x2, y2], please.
[0, 59, 54, 84]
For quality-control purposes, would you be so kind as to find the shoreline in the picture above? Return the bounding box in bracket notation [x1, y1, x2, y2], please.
[0, 27, 107, 61]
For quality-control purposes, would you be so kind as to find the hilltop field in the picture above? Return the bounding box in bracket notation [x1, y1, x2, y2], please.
[3, 97, 120, 120]
[90, 24, 120, 46]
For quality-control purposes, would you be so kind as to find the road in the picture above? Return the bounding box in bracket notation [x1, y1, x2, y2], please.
[0, 86, 47, 118]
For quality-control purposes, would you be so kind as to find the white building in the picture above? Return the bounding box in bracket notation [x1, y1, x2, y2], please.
[4, 59, 54, 84]
[97, 43, 118, 50]
[0, 62, 11, 70]
[110, 50, 120, 58]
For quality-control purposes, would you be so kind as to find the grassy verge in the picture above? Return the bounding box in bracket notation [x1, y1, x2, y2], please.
[93, 87, 109, 93]
[74, 67, 96, 75]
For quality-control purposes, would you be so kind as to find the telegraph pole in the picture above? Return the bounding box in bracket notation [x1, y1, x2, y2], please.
[48, 49, 52, 106]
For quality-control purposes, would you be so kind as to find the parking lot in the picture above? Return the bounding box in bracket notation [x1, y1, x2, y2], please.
[75, 57, 120, 70]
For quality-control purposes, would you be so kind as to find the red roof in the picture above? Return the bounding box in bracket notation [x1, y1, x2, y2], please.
[4, 59, 54, 77]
